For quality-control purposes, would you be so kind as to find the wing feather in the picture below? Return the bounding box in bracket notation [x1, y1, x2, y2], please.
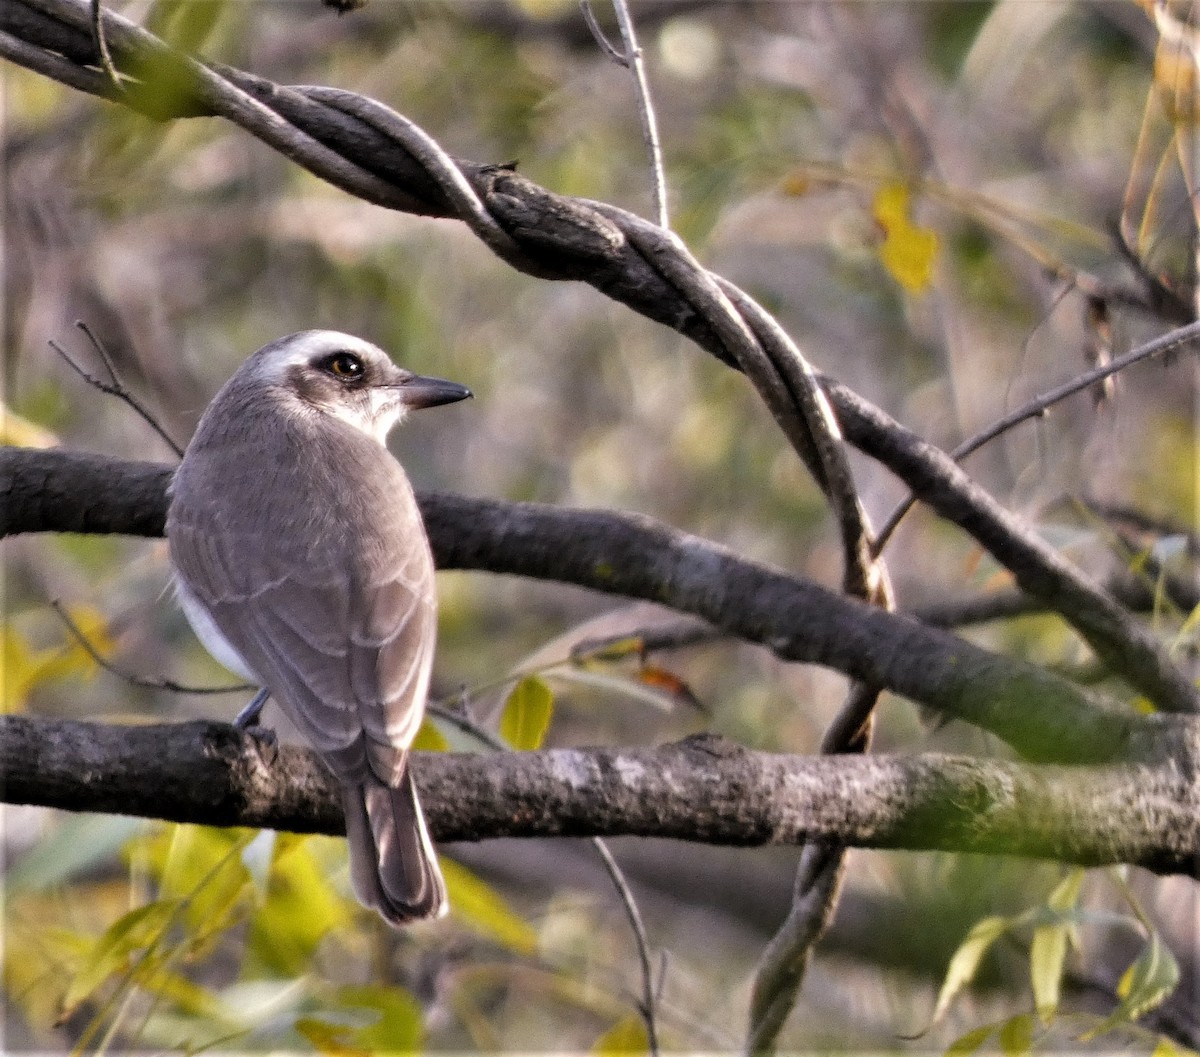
[167, 416, 437, 787]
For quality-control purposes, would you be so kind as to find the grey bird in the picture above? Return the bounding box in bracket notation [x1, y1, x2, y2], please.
[166, 330, 471, 925]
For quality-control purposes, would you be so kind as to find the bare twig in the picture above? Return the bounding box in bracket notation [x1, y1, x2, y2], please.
[569, 617, 721, 662]
[593, 839, 661, 1055]
[872, 320, 1200, 556]
[579, 0, 626, 65]
[49, 322, 184, 458]
[88, 0, 121, 90]
[427, 700, 662, 1048]
[826, 378, 1199, 712]
[50, 599, 252, 695]
[580, 0, 669, 228]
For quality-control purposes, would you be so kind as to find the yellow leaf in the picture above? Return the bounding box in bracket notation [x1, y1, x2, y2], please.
[872, 183, 939, 293]
[780, 171, 811, 197]
[36, 605, 117, 687]
[1031, 869, 1085, 1022]
[338, 984, 424, 1053]
[441, 858, 538, 955]
[248, 833, 351, 976]
[60, 900, 179, 1017]
[1030, 920, 1068, 1022]
[1132, 696, 1158, 715]
[928, 915, 1010, 1028]
[411, 717, 450, 752]
[1151, 1037, 1198, 1057]
[592, 1014, 650, 1054]
[1, 625, 40, 712]
[295, 1017, 370, 1057]
[0, 406, 58, 447]
[499, 675, 555, 750]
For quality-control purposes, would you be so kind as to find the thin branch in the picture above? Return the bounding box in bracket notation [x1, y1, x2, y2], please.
[569, 617, 721, 661]
[745, 681, 878, 1056]
[826, 378, 1200, 713]
[88, 0, 121, 90]
[50, 599, 252, 695]
[593, 839, 661, 1056]
[580, 0, 669, 228]
[579, 0, 626, 65]
[608, 0, 669, 229]
[48, 322, 184, 458]
[872, 321, 1200, 553]
[427, 699, 660, 1050]
[1079, 494, 1200, 557]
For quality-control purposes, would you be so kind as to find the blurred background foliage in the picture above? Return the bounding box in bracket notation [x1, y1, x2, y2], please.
[3, 0, 1197, 1051]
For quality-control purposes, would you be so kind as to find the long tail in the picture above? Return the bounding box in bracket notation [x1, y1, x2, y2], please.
[341, 764, 448, 925]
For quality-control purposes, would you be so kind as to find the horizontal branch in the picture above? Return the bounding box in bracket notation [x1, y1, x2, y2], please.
[4, 0, 1197, 714]
[3, 446, 1193, 768]
[2, 716, 1196, 874]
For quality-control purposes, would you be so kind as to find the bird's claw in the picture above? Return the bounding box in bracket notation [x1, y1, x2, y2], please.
[242, 724, 279, 767]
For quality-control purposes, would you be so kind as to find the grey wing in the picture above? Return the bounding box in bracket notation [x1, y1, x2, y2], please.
[169, 504, 437, 786]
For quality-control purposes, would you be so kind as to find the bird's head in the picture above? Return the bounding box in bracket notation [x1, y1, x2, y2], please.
[245, 330, 472, 444]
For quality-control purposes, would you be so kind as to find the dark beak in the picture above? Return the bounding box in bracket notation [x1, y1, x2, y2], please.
[399, 373, 473, 410]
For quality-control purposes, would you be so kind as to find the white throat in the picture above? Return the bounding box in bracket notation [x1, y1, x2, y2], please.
[324, 390, 406, 446]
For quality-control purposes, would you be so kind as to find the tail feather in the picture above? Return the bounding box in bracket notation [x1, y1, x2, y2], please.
[342, 765, 447, 925]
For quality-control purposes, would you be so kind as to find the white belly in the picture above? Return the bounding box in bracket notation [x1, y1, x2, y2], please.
[174, 577, 260, 684]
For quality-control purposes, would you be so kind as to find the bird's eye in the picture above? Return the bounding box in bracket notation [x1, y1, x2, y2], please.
[321, 352, 364, 381]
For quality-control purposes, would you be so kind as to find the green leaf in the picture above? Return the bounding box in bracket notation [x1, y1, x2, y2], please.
[1046, 868, 1086, 912]
[499, 675, 555, 750]
[441, 858, 538, 955]
[338, 984, 423, 1052]
[248, 834, 351, 977]
[138, 825, 255, 959]
[61, 900, 179, 1015]
[1081, 932, 1180, 1040]
[1118, 931, 1180, 1010]
[946, 1023, 997, 1057]
[997, 1012, 1035, 1055]
[929, 915, 1011, 1027]
[294, 1017, 369, 1057]
[592, 1014, 650, 1054]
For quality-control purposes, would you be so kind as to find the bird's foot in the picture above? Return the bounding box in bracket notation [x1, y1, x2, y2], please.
[234, 687, 270, 729]
[234, 688, 278, 765]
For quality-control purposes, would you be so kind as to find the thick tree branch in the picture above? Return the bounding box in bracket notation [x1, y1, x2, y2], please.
[2, 716, 1197, 874]
[1, 447, 1192, 768]
[3, 0, 1197, 713]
